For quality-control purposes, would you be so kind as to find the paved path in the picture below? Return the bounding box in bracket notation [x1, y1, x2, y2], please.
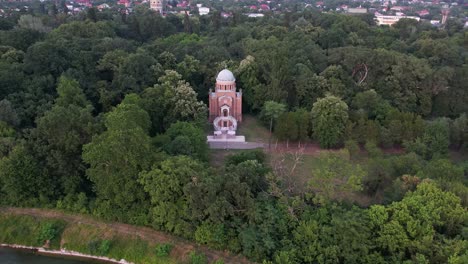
[208, 141, 265, 149]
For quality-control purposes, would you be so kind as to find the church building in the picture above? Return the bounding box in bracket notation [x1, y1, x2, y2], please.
[209, 69, 242, 136]
[150, 0, 164, 14]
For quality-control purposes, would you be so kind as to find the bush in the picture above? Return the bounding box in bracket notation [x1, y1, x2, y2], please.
[99, 240, 111, 255]
[87, 239, 112, 256]
[37, 222, 59, 245]
[155, 243, 173, 257]
[87, 239, 100, 254]
[189, 251, 207, 264]
[225, 149, 266, 166]
[344, 139, 360, 159]
[195, 223, 226, 250]
[365, 140, 383, 158]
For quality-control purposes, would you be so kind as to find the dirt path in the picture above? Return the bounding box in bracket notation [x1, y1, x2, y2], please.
[0, 207, 251, 264]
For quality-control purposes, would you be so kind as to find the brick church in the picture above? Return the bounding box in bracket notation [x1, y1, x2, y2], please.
[208, 69, 242, 136]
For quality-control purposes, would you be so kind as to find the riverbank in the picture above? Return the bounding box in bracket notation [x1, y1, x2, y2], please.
[0, 208, 251, 264]
[1, 244, 130, 263]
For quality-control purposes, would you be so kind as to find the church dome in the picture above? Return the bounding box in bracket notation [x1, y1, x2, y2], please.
[216, 69, 235, 82]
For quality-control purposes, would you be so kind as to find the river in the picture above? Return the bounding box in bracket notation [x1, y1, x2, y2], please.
[0, 247, 93, 264]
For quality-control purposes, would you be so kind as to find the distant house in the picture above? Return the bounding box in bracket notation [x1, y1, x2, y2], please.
[118, 0, 131, 8]
[97, 3, 110, 10]
[417, 9, 430, 16]
[198, 7, 210, 16]
[390, 6, 410, 12]
[221, 12, 231, 18]
[347, 8, 367, 14]
[375, 15, 420, 26]
[259, 4, 269, 11]
[247, 13, 264, 18]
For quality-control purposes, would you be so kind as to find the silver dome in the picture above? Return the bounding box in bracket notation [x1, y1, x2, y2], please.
[216, 69, 235, 82]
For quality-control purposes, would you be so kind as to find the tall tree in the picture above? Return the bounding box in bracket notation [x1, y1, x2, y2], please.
[30, 76, 99, 195]
[261, 101, 286, 149]
[139, 156, 210, 237]
[311, 95, 349, 148]
[82, 94, 156, 223]
[0, 145, 54, 206]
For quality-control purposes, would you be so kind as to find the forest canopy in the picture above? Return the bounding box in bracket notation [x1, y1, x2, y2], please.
[0, 4, 467, 264]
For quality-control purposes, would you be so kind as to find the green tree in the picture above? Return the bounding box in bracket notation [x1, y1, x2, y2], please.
[261, 101, 286, 149]
[139, 156, 210, 237]
[141, 71, 207, 133]
[275, 112, 297, 147]
[0, 145, 54, 206]
[405, 118, 450, 159]
[0, 99, 19, 127]
[30, 76, 99, 195]
[450, 114, 468, 150]
[369, 181, 467, 262]
[163, 121, 208, 162]
[82, 94, 155, 223]
[311, 95, 349, 148]
[308, 150, 365, 203]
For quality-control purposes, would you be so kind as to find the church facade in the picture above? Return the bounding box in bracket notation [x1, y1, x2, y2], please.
[150, 0, 164, 14]
[209, 69, 242, 135]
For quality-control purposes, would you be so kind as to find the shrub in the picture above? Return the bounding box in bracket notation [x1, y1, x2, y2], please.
[87, 239, 112, 256]
[99, 240, 111, 255]
[344, 139, 360, 159]
[87, 239, 100, 254]
[194, 223, 226, 249]
[155, 243, 173, 257]
[189, 251, 207, 264]
[37, 222, 59, 244]
[365, 140, 383, 158]
[225, 149, 266, 166]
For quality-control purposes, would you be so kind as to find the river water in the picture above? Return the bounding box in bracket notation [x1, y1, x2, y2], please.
[0, 247, 91, 264]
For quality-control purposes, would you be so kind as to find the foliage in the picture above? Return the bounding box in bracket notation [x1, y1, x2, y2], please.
[139, 156, 210, 237]
[82, 94, 155, 223]
[0, 145, 54, 206]
[311, 95, 349, 148]
[155, 243, 173, 257]
[162, 121, 208, 161]
[0, 6, 466, 264]
[405, 118, 450, 159]
[369, 181, 467, 262]
[225, 149, 266, 166]
[309, 150, 365, 204]
[189, 251, 207, 264]
[37, 222, 60, 245]
[0, 215, 65, 249]
[87, 239, 111, 256]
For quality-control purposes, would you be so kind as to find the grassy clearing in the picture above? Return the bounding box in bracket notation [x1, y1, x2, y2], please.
[62, 224, 176, 264]
[0, 215, 65, 249]
[237, 115, 271, 143]
[268, 151, 374, 206]
[269, 152, 323, 193]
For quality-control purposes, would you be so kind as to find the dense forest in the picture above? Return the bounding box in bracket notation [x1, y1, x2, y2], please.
[0, 3, 467, 264]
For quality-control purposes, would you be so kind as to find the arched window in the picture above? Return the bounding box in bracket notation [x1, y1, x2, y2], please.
[223, 109, 228, 117]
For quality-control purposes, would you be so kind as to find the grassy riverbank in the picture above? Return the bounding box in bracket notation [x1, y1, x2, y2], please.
[0, 212, 231, 264]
